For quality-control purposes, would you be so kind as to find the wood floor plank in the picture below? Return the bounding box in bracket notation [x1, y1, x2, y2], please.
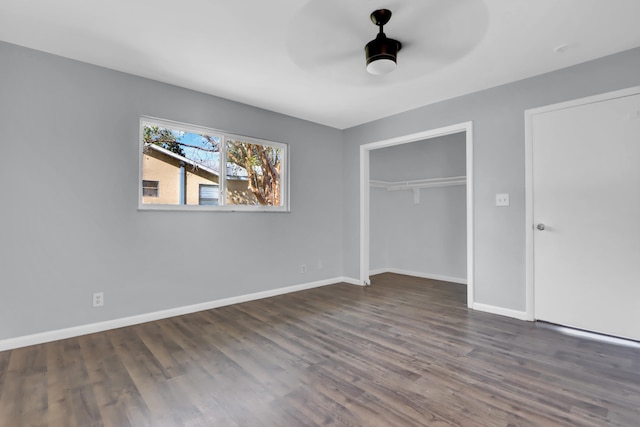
[82, 330, 152, 427]
[60, 339, 103, 427]
[46, 341, 77, 427]
[18, 345, 48, 427]
[0, 348, 30, 425]
[1, 273, 640, 426]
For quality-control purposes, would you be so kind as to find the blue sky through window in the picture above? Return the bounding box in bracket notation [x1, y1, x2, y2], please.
[172, 130, 220, 172]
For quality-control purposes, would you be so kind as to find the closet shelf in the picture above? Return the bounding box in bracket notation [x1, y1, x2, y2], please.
[370, 176, 466, 191]
[371, 176, 466, 204]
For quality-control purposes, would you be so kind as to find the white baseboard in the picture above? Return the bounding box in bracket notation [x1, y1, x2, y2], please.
[0, 277, 345, 352]
[340, 277, 366, 286]
[0, 276, 530, 352]
[472, 303, 529, 321]
[369, 268, 467, 285]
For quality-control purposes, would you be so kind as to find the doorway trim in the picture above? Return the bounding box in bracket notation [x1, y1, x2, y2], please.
[524, 85, 640, 321]
[359, 121, 475, 308]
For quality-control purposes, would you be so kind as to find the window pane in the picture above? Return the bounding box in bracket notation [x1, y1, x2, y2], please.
[226, 139, 283, 206]
[141, 123, 220, 205]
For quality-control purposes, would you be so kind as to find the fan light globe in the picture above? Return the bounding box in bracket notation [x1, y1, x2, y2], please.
[367, 58, 397, 75]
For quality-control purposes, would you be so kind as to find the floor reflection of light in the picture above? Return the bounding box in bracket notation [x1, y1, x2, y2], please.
[542, 323, 640, 349]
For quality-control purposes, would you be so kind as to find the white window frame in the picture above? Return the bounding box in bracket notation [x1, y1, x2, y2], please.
[138, 116, 289, 212]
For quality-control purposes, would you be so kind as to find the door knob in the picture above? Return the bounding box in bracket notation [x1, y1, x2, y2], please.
[536, 223, 545, 231]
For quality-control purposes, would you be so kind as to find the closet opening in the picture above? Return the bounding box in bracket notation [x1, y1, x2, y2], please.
[359, 122, 474, 307]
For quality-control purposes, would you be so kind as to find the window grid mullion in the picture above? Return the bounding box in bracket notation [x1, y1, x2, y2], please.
[219, 136, 228, 206]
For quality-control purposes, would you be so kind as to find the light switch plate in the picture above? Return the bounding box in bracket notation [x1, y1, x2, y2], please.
[496, 193, 510, 207]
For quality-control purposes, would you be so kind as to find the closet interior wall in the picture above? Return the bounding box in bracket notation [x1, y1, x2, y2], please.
[369, 133, 467, 283]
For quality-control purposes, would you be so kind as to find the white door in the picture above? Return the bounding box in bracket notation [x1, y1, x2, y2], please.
[532, 92, 640, 341]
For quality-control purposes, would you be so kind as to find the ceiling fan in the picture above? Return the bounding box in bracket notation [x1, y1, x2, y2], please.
[365, 9, 402, 75]
[286, 0, 488, 84]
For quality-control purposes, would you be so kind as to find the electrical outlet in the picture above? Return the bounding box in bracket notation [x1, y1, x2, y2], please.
[93, 292, 104, 307]
[317, 259, 323, 270]
[496, 193, 510, 207]
[300, 264, 307, 274]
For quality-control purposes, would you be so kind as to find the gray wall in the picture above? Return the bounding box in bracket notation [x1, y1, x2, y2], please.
[0, 41, 344, 340]
[369, 134, 467, 279]
[2, 40, 640, 341]
[343, 47, 640, 312]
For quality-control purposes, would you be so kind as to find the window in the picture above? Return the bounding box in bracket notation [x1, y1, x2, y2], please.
[139, 117, 288, 211]
[142, 180, 159, 197]
[199, 184, 219, 206]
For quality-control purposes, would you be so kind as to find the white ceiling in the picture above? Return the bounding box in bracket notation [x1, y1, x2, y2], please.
[1, 0, 640, 129]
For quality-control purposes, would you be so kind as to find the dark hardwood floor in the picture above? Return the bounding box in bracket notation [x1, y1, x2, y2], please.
[1, 273, 639, 426]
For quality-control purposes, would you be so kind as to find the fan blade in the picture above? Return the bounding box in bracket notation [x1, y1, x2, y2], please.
[393, 0, 488, 58]
[285, 0, 489, 84]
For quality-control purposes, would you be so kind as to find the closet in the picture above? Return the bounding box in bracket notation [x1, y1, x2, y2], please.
[369, 133, 467, 283]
